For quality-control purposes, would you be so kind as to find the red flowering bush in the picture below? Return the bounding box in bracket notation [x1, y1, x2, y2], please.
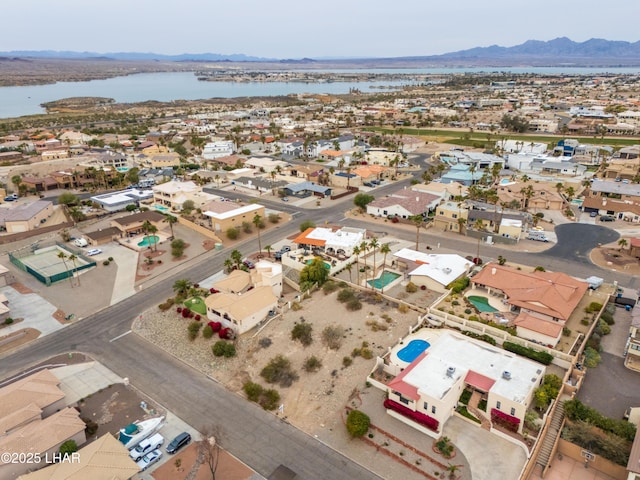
[208, 321, 222, 332]
[383, 399, 439, 432]
[491, 408, 520, 432]
[177, 307, 183, 313]
[195, 314, 201, 321]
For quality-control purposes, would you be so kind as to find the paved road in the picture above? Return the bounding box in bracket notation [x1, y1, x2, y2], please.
[1, 185, 636, 479]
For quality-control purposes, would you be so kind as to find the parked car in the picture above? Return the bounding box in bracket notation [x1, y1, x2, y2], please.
[274, 251, 283, 261]
[281, 197, 289, 202]
[4, 194, 17, 202]
[243, 260, 255, 269]
[86, 248, 102, 256]
[600, 215, 615, 222]
[137, 449, 162, 471]
[166, 432, 191, 454]
[362, 182, 374, 187]
[129, 433, 164, 461]
[74, 238, 88, 248]
[589, 211, 598, 217]
[280, 246, 291, 253]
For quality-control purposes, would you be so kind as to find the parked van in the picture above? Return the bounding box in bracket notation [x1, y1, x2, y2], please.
[527, 231, 549, 242]
[74, 238, 88, 247]
[129, 433, 164, 461]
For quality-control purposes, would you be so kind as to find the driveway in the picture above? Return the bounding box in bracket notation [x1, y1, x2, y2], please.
[0, 285, 62, 336]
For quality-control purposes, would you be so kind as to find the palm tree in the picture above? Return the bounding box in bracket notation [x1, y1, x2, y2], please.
[352, 245, 361, 283]
[147, 224, 159, 251]
[410, 215, 423, 250]
[457, 217, 467, 235]
[68, 253, 80, 286]
[252, 213, 263, 256]
[223, 258, 234, 273]
[230, 249, 243, 269]
[369, 237, 379, 287]
[345, 262, 353, 283]
[173, 278, 192, 297]
[57, 251, 74, 287]
[264, 245, 273, 258]
[379, 243, 391, 294]
[164, 214, 178, 239]
[618, 238, 628, 251]
[141, 220, 153, 250]
[359, 241, 368, 281]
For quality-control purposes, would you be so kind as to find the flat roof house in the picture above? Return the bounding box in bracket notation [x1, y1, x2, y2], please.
[293, 226, 365, 257]
[385, 331, 545, 437]
[393, 248, 473, 293]
[203, 201, 265, 233]
[0, 200, 54, 233]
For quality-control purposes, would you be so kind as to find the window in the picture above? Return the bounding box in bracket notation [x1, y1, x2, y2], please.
[510, 408, 516, 416]
[432, 405, 436, 414]
[452, 213, 458, 219]
[496, 401, 501, 410]
[423, 402, 428, 410]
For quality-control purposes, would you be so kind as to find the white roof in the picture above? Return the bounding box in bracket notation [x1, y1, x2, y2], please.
[307, 227, 365, 250]
[152, 180, 199, 194]
[204, 203, 262, 220]
[404, 332, 543, 402]
[404, 253, 472, 286]
[500, 218, 522, 228]
[91, 189, 154, 206]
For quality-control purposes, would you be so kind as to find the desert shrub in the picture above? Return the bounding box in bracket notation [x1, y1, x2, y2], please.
[243, 381, 263, 402]
[226, 228, 239, 240]
[405, 282, 418, 293]
[212, 341, 236, 357]
[596, 320, 611, 336]
[260, 355, 299, 387]
[103, 260, 110, 266]
[435, 436, 454, 458]
[464, 308, 472, 315]
[202, 325, 214, 339]
[585, 302, 603, 313]
[322, 280, 339, 294]
[242, 221, 253, 233]
[259, 388, 281, 410]
[59, 439, 78, 455]
[4, 317, 14, 325]
[468, 315, 479, 322]
[291, 322, 313, 346]
[347, 298, 362, 311]
[322, 325, 344, 350]
[562, 327, 571, 337]
[600, 311, 615, 325]
[346, 410, 370, 438]
[564, 399, 636, 442]
[342, 356, 353, 367]
[351, 346, 373, 360]
[448, 276, 470, 294]
[461, 330, 497, 345]
[452, 300, 460, 306]
[268, 213, 281, 224]
[291, 302, 302, 311]
[258, 337, 272, 348]
[187, 321, 202, 341]
[81, 417, 98, 436]
[171, 238, 186, 258]
[503, 341, 553, 365]
[158, 298, 175, 311]
[337, 288, 356, 303]
[303, 356, 322, 372]
[584, 346, 602, 368]
[365, 319, 388, 332]
[398, 303, 409, 313]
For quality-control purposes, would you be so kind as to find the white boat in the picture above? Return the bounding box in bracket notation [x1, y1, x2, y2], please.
[118, 416, 165, 449]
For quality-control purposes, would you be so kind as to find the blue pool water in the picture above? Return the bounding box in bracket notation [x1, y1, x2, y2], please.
[467, 295, 498, 313]
[305, 259, 331, 269]
[367, 270, 401, 289]
[138, 235, 159, 247]
[397, 339, 431, 363]
[153, 205, 169, 212]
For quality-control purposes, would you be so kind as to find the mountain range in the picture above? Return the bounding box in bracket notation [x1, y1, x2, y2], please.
[2, 38, 640, 66]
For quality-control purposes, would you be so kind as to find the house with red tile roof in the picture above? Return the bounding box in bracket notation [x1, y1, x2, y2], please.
[385, 331, 545, 437]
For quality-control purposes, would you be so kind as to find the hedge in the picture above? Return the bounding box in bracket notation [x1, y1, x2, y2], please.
[503, 341, 553, 365]
[564, 399, 636, 442]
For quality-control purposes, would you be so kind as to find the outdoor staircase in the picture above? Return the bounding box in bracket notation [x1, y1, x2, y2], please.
[468, 391, 491, 431]
[535, 399, 565, 472]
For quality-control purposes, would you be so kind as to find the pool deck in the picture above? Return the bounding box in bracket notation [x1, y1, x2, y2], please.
[388, 329, 442, 369]
[464, 288, 510, 313]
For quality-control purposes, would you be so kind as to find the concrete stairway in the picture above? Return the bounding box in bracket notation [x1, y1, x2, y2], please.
[535, 399, 565, 472]
[468, 391, 491, 431]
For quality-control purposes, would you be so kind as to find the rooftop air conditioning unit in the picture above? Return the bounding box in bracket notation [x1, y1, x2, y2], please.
[502, 371, 512, 380]
[446, 366, 456, 377]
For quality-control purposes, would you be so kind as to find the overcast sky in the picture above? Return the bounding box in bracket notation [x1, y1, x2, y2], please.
[4, 0, 638, 58]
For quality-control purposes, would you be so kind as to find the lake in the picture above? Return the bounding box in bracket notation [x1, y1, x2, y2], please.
[1, 67, 639, 119]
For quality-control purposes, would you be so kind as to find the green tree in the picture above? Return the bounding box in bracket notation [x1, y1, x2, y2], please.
[58, 192, 80, 207]
[410, 215, 423, 250]
[353, 193, 375, 211]
[230, 249, 243, 269]
[126, 167, 140, 185]
[618, 238, 628, 251]
[264, 245, 273, 258]
[299, 220, 316, 232]
[59, 439, 78, 455]
[346, 410, 370, 438]
[253, 213, 263, 255]
[57, 251, 74, 287]
[182, 199, 195, 214]
[173, 278, 192, 297]
[171, 238, 186, 258]
[68, 206, 85, 224]
[10, 175, 22, 193]
[164, 214, 178, 239]
[379, 243, 391, 294]
[299, 257, 329, 291]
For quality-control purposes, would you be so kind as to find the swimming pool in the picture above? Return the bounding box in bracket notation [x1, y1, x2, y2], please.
[138, 235, 159, 247]
[467, 295, 498, 313]
[367, 270, 401, 289]
[305, 259, 331, 269]
[397, 339, 431, 363]
[153, 205, 169, 212]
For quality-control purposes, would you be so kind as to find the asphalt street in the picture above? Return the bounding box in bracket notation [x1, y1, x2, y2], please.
[0, 183, 636, 479]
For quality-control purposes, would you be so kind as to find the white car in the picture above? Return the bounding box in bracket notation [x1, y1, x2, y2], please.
[86, 248, 102, 256]
[137, 448, 162, 471]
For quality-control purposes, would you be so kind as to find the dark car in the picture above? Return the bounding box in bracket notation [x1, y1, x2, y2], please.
[600, 215, 615, 222]
[243, 260, 255, 269]
[166, 432, 191, 454]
